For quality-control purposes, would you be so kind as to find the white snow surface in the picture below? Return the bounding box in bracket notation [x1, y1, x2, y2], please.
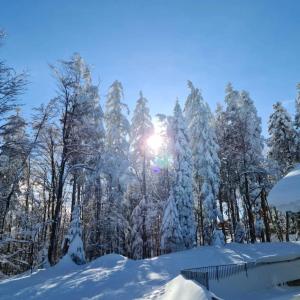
[268, 164, 300, 212]
[158, 275, 218, 300]
[1, 243, 300, 300]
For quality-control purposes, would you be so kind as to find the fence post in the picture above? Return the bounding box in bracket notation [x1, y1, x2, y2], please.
[244, 263, 248, 277]
[205, 272, 209, 290]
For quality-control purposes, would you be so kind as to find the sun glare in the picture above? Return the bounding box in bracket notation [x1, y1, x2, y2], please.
[147, 118, 164, 153]
[147, 134, 163, 152]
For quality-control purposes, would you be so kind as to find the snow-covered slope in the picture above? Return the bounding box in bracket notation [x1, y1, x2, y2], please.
[1, 242, 300, 300]
[268, 164, 300, 212]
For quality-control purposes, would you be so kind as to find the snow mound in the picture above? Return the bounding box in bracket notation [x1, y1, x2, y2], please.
[268, 164, 300, 212]
[1, 243, 300, 299]
[158, 275, 220, 300]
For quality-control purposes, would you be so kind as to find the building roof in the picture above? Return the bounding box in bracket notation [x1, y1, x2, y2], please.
[268, 164, 300, 212]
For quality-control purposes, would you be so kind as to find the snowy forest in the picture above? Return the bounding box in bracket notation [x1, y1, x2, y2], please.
[1, 30, 300, 277]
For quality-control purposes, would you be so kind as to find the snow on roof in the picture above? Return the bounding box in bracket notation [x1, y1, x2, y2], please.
[268, 164, 300, 212]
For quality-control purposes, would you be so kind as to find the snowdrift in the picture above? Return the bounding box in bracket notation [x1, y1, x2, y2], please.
[158, 275, 220, 300]
[1, 242, 300, 299]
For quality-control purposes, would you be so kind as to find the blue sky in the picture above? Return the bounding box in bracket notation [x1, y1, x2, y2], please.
[1, 0, 300, 135]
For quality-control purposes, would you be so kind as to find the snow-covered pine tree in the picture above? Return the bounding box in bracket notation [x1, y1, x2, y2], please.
[217, 84, 266, 243]
[64, 205, 86, 264]
[129, 92, 154, 258]
[130, 91, 154, 194]
[170, 100, 195, 248]
[215, 103, 233, 241]
[237, 90, 265, 243]
[152, 114, 173, 232]
[295, 84, 300, 162]
[295, 83, 300, 132]
[103, 80, 130, 255]
[184, 81, 220, 246]
[215, 84, 241, 237]
[160, 189, 183, 253]
[268, 102, 296, 174]
[78, 68, 105, 260]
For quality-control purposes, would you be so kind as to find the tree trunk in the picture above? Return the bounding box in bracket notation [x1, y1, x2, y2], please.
[71, 174, 77, 215]
[218, 190, 226, 241]
[244, 174, 256, 243]
[48, 155, 66, 265]
[286, 211, 290, 242]
[261, 188, 271, 242]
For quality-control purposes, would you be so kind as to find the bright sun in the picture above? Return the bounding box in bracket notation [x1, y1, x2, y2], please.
[147, 118, 164, 153]
[147, 134, 163, 152]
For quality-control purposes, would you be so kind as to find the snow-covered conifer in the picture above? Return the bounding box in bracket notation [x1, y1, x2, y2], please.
[160, 189, 183, 253]
[268, 102, 296, 174]
[129, 92, 154, 257]
[103, 80, 130, 254]
[130, 91, 154, 191]
[295, 83, 300, 132]
[170, 100, 195, 248]
[215, 85, 241, 236]
[184, 81, 220, 245]
[65, 205, 86, 265]
[236, 90, 264, 243]
[104, 80, 130, 185]
[295, 84, 300, 161]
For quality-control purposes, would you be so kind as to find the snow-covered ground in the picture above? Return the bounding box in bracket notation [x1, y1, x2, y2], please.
[1, 242, 300, 300]
[268, 163, 300, 212]
[155, 275, 220, 300]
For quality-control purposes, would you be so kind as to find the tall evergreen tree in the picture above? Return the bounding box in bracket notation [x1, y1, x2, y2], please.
[268, 102, 296, 174]
[81, 79, 105, 260]
[295, 83, 300, 132]
[170, 100, 195, 248]
[237, 90, 265, 243]
[217, 84, 266, 243]
[219, 84, 241, 236]
[129, 92, 154, 258]
[103, 80, 130, 254]
[184, 81, 220, 245]
[130, 91, 154, 192]
[295, 84, 300, 161]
